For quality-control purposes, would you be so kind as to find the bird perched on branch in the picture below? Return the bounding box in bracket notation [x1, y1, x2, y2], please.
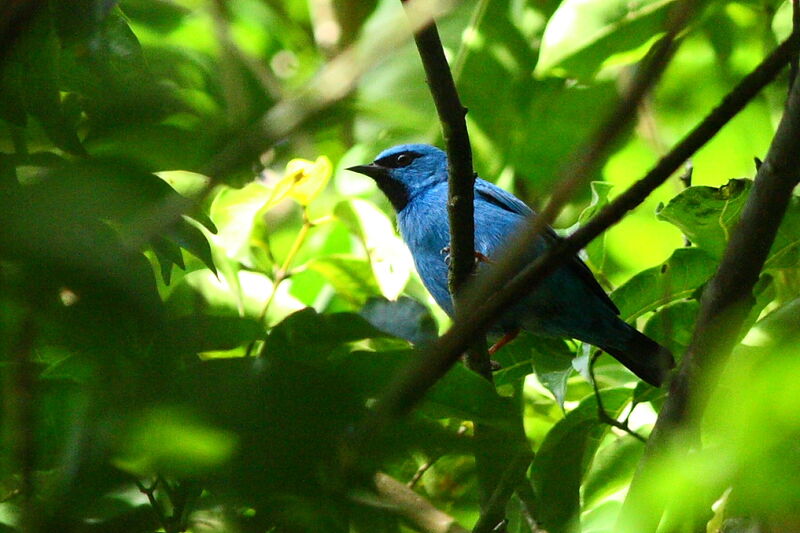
[348, 144, 674, 387]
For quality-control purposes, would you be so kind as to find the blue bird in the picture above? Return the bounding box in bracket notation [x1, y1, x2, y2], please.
[348, 144, 674, 386]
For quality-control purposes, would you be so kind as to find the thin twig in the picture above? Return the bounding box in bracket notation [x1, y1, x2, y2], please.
[679, 163, 693, 246]
[619, 32, 800, 532]
[408, 425, 469, 488]
[588, 351, 646, 443]
[514, 482, 542, 532]
[373, 472, 470, 533]
[204, 0, 459, 178]
[472, 451, 534, 533]
[8, 312, 37, 533]
[136, 479, 172, 533]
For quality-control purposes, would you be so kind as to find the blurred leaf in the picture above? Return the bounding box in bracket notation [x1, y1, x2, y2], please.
[577, 181, 614, 272]
[266, 156, 333, 209]
[210, 181, 273, 265]
[120, 0, 192, 33]
[536, 0, 674, 79]
[157, 315, 262, 358]
[342, 350, 518, 430]
[306, 255, 381, 307]
[359, 296, 437, 345]
[532, 388, 630, 533]
[335, 199, 412, 300]
[643, 300, 698, 357]
[113, 407, 238, 476]
[747, 295, 800, 347]
[9, 6, 84, 153]
[150, 234, 184, 284]
[156, 170, 212, 198]
[264, 308, 389, 363]
[582, 435, 645, 508]
[611, 247, 718, 321]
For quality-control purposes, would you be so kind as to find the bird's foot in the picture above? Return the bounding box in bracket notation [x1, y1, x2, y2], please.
[440, 246, 494, 266]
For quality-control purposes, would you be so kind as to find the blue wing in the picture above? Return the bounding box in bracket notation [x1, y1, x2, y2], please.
[475, 179, 619, 315]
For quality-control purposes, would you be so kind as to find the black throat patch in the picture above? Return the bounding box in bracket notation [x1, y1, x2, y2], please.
[375, 176, 410, 212]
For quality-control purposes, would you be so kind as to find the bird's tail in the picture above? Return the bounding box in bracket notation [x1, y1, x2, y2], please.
[599, 325, 675, 387]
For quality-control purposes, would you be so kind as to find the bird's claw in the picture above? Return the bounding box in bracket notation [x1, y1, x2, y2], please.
[440, 246, 493, 266]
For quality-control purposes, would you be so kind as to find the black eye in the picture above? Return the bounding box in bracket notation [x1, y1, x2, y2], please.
[376, 151, 418, 168]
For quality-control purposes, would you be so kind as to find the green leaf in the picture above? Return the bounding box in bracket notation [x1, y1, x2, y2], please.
[11, 7, 84, 153]
[209, 181, 272, 266]
[536, 0, 675, 79]
[342, 349, 517, 430]
[494, 332, 574, 407]
[656, 179, 751, 257]
[264, 308, 389, 363]
[611, 247, 718, 321]
[578, 181, 614, 272]
[747, 296, 800, 348]
[643, 300, 699, 358]
[582, 435, 645, 508]
[113, 407, 238, 476]
[658, 179, 800, 268]
[359, 296, 438, 346]
[306, 255, 382, 307]
[158, 315, 263, 357]
[335, 199, 411, 300]
[532, 388, 631, 533]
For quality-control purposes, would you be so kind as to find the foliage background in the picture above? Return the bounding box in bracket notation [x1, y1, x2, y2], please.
[0, 0, 798, 532]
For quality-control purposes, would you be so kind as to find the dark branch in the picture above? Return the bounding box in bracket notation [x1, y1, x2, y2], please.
[400, 2, 504, 526]
[619, 32, 800, 531]
[791, 0, 799, 89]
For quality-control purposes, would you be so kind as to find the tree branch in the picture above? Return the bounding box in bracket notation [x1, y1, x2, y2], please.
[619, 32, 800, 532]
[400, 2, 507, 527]
[373, 472, 470, 533]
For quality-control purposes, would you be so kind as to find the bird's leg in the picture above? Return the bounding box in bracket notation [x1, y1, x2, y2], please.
[488, 329, 519, 356]
[440, 246, 494, 266]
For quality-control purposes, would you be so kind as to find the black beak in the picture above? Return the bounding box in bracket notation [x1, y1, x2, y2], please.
[346, 163, 409, 212]
[346, 163, 387, 181]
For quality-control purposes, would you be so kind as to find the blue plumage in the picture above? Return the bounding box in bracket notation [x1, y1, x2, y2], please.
[348, 144, 673, 386]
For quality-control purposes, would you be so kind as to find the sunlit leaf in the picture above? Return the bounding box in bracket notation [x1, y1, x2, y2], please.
[306, 255, 381, 307]
[611, 247, 718, 321]
[658, 179, 800, 268]
[536, 0, 674, 79]
[577, 181, 614, 273]
[113, 407, 238, 476]
[266, 156, 332, 209]
[335, 199, 412, 300]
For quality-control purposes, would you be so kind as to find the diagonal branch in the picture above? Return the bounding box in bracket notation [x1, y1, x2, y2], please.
[373, 472, 470, 533]
[618, 31, 800, 531]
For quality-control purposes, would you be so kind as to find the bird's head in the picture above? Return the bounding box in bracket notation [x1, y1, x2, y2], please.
[347, 144, 447, 212]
